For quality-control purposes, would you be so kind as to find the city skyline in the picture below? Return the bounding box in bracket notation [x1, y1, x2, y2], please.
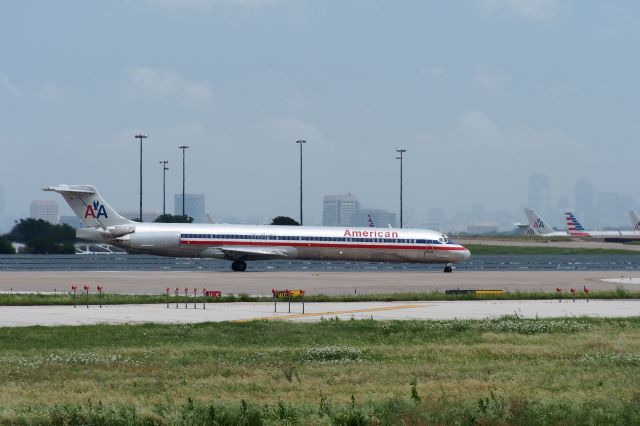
[6, 173, 639, 235]
[2, 2, 640, 230]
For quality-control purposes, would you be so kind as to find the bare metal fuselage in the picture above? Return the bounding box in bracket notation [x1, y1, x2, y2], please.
[80, 223, 470, 265]
[46, 184, 470, 271]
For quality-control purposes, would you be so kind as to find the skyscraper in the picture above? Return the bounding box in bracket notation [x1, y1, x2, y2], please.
[353, 209, 397, 228]
[322, 194, 360, 226]
[575, 178, 596, 226]
[528, 174, 551, 217]
[0, 185, 5, 218]
[30, 200, 59, 224]
[174, 193, 205, 223]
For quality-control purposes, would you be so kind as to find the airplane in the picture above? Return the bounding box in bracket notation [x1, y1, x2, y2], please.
[44, 185, 471, 272]
[565, 211, 640, 242]
[523, 208, 569, 237]
[630, 211, 640, 231]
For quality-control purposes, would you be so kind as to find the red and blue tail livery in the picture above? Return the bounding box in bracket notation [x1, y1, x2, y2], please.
[564, 212, 590, 237]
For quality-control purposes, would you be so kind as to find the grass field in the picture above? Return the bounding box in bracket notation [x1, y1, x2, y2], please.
[1, 317, 640, 424]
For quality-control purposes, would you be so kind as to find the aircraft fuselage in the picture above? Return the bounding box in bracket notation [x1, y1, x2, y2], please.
[82, 222, 470, 264]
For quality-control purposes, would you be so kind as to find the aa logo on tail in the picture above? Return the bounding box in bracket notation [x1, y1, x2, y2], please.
[84, 200, 108, 219]
[533, 218, 545, 229]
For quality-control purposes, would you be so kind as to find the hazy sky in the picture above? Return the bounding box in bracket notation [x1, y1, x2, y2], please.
[1, 0, 640, 225]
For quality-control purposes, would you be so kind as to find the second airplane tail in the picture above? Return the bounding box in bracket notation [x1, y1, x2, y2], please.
[524, 208, 554, 235]
[564, 212, 589, 236]
[631, 211, 640, 231]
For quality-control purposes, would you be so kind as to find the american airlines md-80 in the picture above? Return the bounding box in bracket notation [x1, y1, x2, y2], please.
[45, 185, 470, 272]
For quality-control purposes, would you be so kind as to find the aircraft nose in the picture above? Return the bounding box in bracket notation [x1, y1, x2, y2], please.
[462, 247, 471, 261]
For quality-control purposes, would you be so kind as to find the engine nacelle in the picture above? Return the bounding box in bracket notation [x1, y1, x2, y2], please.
[120, 231, 181, 249]
[76, 227, 105, 242]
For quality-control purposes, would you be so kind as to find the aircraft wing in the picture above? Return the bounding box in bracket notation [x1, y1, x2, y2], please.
[204, 245, 298, 261]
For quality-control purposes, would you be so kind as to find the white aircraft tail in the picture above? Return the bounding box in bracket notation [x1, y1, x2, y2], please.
[631, 211, 640, 231]
[43, 185, 134, 228]
[523, 208, 554, 235]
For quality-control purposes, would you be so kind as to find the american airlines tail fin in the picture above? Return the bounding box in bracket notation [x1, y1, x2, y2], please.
[524, 208, 554, 235]
[564, 212, 588, 236]
[631, 211, 640, 231]
[43, 185, 134, 228]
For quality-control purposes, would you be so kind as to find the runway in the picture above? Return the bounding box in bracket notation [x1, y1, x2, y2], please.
[0, 299, 638, 327]
[458, 237, 640, 251]
[2, 270, 639, 327]
[0, 270, 639, 295]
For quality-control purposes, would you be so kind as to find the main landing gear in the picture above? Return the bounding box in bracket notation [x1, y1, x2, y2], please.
[231, 260, 247, 272]
[443, 263, 453, 273]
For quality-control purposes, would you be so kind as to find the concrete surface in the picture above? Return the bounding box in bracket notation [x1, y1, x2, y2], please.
[0, 270, 638, 295]
[0, 299, 638, 327]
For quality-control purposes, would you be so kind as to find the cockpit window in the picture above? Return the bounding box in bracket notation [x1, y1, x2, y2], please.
[439, 234, 449, 244]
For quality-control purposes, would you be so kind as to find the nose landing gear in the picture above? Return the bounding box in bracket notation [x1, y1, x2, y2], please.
[231, 260, 247, 272]
[443, 263, 453, 273]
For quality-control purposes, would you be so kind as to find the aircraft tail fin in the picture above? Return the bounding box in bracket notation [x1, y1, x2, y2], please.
[631, 211, 640, 231]
[523, 208, 553, 235]
[564, 211, 588, 236]
[43, 185, 134, 228]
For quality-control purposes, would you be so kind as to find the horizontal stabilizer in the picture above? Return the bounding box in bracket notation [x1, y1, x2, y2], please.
[43, 185, 96, 194]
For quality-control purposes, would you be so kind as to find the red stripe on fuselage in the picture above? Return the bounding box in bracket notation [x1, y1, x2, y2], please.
[179, 240, 467, 251]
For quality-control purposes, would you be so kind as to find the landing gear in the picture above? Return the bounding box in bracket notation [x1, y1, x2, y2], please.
[231, 260, 247, 272]
[443, 264, 453, 273]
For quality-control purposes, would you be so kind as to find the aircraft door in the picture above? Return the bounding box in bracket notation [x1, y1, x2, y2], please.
[424, 240, 433, 260]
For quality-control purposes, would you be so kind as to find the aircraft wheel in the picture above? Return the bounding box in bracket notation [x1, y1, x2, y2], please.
[443, 264, 453, 273]
[231, 260, 247, 272]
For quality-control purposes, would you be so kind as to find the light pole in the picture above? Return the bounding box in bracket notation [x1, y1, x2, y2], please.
[178, 145, 189, 219]
[396, 148, 406, 228]
[134, 134, 148, 222]
[159, 160, 169, 216]
[296, 139, 306, 225]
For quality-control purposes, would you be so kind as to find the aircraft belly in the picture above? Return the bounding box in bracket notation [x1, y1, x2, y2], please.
[296, 247, 442, 263]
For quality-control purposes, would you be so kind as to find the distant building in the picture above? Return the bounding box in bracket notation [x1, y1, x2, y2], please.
[0, 185, 5, 218]
[0, 185, 6, 233]
[575, 178, 596, 226]
[596, 191, 636, 228]
[174, 193, 205, 223]
[528, 174, 551, 217]
[30, 200, 59, 224]
[422, 207, 446, 232]
[352, 209, 396, 228]
[322, 194, 360, 226]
